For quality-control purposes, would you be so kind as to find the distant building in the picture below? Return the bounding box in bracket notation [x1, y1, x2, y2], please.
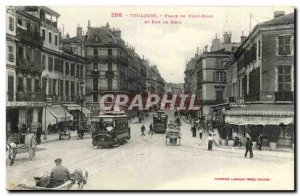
[184, 55, 198, 95]
[165, 83, 184, 94]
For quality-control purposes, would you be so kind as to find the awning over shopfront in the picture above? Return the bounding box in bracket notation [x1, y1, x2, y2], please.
[62, 104, 92, 116]
[62, 104, 81, 111]
[81, 107, 92, 115]
[224, 104, 294, 125]
[47, 105, 73, 122]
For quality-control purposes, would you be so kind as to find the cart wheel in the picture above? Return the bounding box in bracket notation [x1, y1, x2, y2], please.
[29, 140, 37, 160]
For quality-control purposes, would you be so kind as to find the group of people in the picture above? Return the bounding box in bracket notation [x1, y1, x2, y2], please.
[139, 114, 264, 158]
[140, 123, 153, 136]
[190, 123, 213, 150]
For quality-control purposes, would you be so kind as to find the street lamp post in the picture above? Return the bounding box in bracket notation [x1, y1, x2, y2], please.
[80, 81, 85, 124]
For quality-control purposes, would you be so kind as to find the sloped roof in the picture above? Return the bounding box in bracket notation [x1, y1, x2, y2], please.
[257, 12, 294, 27]
[205, 48, 232, 55]
[61, 36, 82, 43]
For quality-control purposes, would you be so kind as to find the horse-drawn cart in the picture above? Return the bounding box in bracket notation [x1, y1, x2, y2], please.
[16, 170, 88, 190]
[165, 122, 181, 146]
[7, 132, 37, 166]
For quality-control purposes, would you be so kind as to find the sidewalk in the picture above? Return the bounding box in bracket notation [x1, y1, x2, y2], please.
[40, 131, 81, 144]
[179, 115, 293, 155]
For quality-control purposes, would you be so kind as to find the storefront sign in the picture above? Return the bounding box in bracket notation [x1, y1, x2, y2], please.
[6, 102, 45, 107]
[225, 115, 294, 125]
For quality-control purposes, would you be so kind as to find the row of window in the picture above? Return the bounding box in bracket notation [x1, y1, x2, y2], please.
[235, 65, 292, 98]
[42, 55, 84, 77]
[41, 29, 58, 45]
[92, 78, 113, 91]
[93, 48, 113, 56]
[17, 45, 41, 64]
[197, 71, 226, 82]
[44, 78, 82, 96]
[237, 35, 293, 71]
[93, 62, 113, 71]
[15, 77, 41, 93]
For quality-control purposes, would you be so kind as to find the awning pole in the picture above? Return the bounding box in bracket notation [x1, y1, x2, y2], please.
[44, 105, 47, 140]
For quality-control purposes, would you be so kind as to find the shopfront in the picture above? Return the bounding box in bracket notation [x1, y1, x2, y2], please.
[224, 104, 294, 147]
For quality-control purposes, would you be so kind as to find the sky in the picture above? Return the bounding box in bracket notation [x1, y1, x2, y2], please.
[50, 6, 294, 83]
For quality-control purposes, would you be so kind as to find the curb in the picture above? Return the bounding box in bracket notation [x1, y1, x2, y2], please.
[215, 144, 293, 153]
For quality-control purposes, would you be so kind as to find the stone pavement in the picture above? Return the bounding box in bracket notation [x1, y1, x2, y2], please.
[40, 131, 86, 144]
[179, 115, 293, 155]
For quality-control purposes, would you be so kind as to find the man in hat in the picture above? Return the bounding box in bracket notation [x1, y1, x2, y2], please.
[49, 158, 71, 187]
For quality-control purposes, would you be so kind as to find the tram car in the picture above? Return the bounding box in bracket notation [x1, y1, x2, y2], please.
[153, 111, 168, 133]
[91, 111, 130, 148]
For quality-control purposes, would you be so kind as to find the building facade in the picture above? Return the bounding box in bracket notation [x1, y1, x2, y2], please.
[6, 6, 89, 138]
[224, 11, 294, 147]
[6, 6, 45, 135]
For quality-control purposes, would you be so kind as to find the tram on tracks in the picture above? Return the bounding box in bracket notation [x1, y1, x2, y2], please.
[153, 111, 168, 134]
[91, 111, 130, 148]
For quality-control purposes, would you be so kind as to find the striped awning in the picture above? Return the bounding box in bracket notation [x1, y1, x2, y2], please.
[62, 104, 81, 111]
[47, 105, 73, 122]
[225, 104, 294, 125]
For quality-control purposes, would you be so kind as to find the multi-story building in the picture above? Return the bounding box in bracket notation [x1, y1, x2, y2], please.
[84, 22, 130, 114]
[196, 31, 240, 120]
[151, 65, 165, 95]
[145, 61, 155, 93]
[184, 55, 198, 95]
[6, 6, 18, 135]
[6, 6, 45, 135]
[6, 6, 89, 138]
[224, 11, 294, 147]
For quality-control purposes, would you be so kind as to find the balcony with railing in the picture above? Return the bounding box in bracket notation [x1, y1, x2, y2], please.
[244, 93, 260, 102]
[88, 55, 128, 65]
[105, 71, 115, 78]
[16, 57, 42, 73]
[16, 27, 43, 46]
[14, 92, 46, 102]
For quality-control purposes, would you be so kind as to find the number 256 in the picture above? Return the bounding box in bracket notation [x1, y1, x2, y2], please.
[112, 13, 122, 17]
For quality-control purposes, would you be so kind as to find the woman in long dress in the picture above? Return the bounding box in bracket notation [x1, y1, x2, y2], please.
[206, 133, 214, 150]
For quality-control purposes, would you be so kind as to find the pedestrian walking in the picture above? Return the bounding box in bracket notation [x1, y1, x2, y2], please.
[192, 124, 196, 137]
[206, 134, 214, 150]
[257, 133, 263, 151]
[141, 124, 146, 137]
[199, 127, 203, 140]
[36, 124, 42, 144]
[148, 123, 153, 134]
[245, 137, 254, 158]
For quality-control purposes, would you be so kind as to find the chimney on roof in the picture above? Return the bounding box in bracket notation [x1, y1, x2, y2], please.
[77, 25, 82, 38]
[197, 47, 199, 55]
[274, 11, 285, 18]
[66, 33, 70, 40]
[240, 31, 247, 43]
[88, 20, 90, 28]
